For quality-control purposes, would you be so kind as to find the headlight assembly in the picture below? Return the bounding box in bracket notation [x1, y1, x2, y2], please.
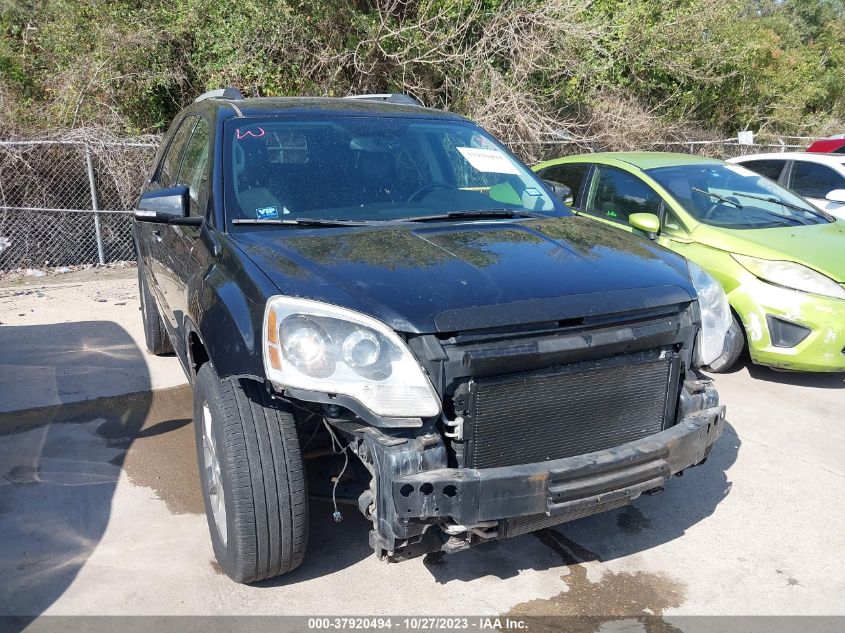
[688, 261, 732, 367]
[732, 254, 845, 300]
[263, 297, 441, 418]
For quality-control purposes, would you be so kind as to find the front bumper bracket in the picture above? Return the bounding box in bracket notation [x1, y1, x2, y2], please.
[391, 405, 724, 529]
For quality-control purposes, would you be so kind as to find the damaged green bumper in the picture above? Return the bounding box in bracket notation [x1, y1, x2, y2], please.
[730, 276, 845, 372]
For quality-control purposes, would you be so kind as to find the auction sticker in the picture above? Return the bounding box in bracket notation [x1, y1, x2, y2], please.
[256, 206, 280, 219]
[457, 147, 521, 175]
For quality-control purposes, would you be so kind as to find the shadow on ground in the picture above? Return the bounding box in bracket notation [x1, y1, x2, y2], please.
[746, 363, 845, 389]
[0, 322, 191, 621]
[0, 319, 165, 413]
[713, 352, 844, 389]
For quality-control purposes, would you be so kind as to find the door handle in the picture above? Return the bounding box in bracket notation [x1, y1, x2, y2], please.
[153, 229, 163, 242]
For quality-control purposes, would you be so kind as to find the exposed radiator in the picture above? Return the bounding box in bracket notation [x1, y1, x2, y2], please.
[466, 349, 676, 469]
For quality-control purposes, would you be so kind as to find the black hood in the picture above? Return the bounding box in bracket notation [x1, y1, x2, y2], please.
[231, 217, 697, 334]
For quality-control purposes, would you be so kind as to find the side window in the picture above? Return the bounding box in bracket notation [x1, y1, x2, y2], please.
[661, 208, 689, 236]
[741, 159, 786, 182]
[790, 162, 845, 198]
[157, 116, 197, 187]
[586, 166, 662, 224]
[538, 164, 590, 206]
[176, 118, 211, 216]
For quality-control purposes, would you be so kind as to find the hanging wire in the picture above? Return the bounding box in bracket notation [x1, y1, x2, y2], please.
[323, 420, 350, 523]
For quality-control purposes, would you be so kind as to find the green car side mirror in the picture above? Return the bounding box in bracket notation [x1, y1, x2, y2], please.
[629, 213, 660, 239]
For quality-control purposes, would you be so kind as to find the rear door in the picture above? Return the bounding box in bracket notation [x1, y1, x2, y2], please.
[583, 164, 664, 231]
[577, 164, 701, 259]
[786, 160, 845, 217]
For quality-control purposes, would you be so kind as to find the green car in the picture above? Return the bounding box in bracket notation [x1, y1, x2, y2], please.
[533, 152, 845, 372]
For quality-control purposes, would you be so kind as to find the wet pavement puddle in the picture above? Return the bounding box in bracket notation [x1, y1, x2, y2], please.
[505, 528, 686, 632]
[616, 506, 654, 535]
[0, 385, 202, 515]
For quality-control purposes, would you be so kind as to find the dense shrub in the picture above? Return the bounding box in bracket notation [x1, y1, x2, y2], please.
[1, 0, 844, 156]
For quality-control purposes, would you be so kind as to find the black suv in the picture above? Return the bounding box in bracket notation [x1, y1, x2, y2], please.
[133, 89, 728, 583]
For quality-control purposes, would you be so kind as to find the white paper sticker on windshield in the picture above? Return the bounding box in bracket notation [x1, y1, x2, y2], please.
[456, 147, 521, 175]
[725, 164, 758, 178]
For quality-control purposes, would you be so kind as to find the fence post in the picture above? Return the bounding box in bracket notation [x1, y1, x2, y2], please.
[84, 146, 106, 265]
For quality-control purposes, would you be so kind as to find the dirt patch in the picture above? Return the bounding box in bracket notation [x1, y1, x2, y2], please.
[506, 528, 685, 633]
[101, 386, 202, 515]
[0, 264, 136, 289]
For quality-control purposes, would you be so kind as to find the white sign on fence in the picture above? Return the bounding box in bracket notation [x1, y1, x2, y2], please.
[737, 130, 755, 146]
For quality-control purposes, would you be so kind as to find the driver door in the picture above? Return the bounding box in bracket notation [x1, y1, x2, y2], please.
[583, 165, 664, 234]
[161, 117, 212, 348]
[140, 115, 198, 330]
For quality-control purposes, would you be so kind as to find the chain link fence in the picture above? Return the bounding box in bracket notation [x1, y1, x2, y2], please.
[0, 135, 158, 271]
[646, 136, 815, 158]
[0, 131, 821, 272]
[516, 134, 817, 159]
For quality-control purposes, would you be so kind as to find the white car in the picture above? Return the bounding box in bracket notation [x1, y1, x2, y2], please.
[729, 152, 845, 220]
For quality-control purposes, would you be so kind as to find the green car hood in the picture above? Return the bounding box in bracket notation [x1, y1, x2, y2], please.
[693, 220, 845, 282]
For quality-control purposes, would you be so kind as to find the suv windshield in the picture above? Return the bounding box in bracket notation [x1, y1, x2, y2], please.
[224, 117, 564, 225]
[646, 163, 831, 229]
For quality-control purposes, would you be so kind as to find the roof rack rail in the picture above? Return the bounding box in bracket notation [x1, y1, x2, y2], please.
[195, 87, 245, 103]
[343, 93, 422, 107]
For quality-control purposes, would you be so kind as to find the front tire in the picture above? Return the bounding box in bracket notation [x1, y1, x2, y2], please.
[706, 313, 745, 373]
[193, 363, 309, 583]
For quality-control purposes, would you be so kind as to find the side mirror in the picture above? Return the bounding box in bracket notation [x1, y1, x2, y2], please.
[543, 179, 574, 205]
[135, 186, 199, 225]
[629, 212, 660, 239]
[824, 189, 845, 203]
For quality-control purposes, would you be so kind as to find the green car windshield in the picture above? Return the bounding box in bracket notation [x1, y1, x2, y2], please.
[646, 163, 831, 229]
[224, 117, 564, 224]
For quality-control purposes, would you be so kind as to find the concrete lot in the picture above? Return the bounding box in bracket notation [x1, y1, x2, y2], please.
[1, 268, 843, 621]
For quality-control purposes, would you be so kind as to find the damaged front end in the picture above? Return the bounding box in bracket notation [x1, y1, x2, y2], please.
[378, 391, 722, 560]
[287, 293, 725, 562]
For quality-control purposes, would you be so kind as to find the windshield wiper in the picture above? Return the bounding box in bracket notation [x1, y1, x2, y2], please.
[233, 209, 548, 227]
[232, 217, 375, 227]
[394, 209, 545, 223]
[692, 187, 743, 209]
[730, 191, 832, 222]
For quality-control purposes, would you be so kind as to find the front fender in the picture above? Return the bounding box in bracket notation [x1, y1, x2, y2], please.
[191, 238, 276, 381]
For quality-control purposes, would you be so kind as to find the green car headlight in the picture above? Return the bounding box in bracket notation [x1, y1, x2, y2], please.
[732, 254, 845, 300]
